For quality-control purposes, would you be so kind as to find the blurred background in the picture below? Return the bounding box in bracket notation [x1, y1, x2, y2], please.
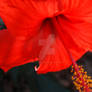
[0, 18, 92, 92]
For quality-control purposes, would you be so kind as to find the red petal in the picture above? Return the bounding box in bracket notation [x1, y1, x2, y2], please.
[0, 0, 92, 73]
[36, 17, 86, 74]
[37, 0, 92, 74]
[0, 30, 39, 72]
[0, 0, 60, 71]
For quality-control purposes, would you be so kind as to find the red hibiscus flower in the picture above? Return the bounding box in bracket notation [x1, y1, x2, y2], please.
[1, 0, 92, 91]
[0, 0, 92, 75]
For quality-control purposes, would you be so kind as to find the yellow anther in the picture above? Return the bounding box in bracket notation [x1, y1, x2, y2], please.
[71, 65, 92, 92]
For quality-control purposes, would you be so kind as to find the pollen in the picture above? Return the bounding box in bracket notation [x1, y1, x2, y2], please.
[71, 65, 92, 92]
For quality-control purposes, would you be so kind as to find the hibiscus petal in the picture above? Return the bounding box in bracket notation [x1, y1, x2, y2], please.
[0, 0, 92, 73]
[0, 0, 61, 71]
[0, 30, 39, 72]
[60, 0, 92, 51]
[36, 0, 92, 74]
[36, 17, 86, 74]
[0, 0, 62, 37]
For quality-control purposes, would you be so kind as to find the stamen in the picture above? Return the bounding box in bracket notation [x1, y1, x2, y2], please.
[71, 65, 92, 92]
